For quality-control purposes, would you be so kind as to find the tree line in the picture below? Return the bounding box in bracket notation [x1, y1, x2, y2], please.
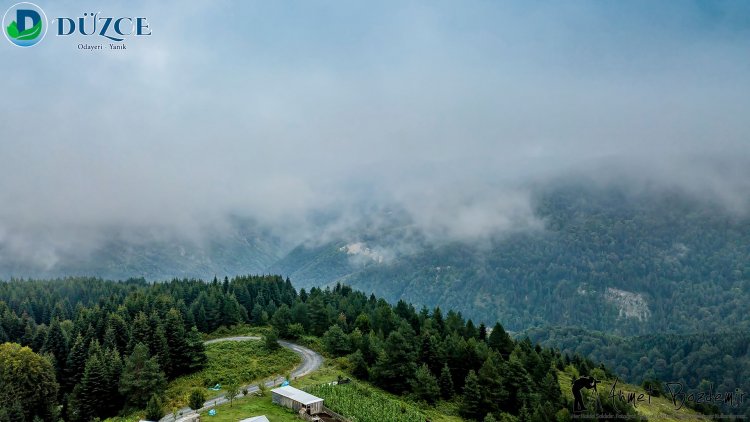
[2, 275, 608, 421]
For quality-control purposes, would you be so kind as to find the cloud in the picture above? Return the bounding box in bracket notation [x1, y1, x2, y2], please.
[0, 1, 749, 270]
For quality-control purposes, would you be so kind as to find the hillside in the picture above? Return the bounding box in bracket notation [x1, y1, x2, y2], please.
[556, 370, 704, 422]
[272, 185, 750, 336]
[527, 327, 750, 418]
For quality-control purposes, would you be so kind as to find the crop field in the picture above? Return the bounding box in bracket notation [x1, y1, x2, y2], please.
[306, 382, 427, 422]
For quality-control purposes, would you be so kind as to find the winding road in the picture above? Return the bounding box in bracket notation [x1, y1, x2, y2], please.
[158, 336, 323, 422]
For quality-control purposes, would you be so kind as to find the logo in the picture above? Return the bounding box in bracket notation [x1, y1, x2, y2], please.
[3, 2, 47, 47]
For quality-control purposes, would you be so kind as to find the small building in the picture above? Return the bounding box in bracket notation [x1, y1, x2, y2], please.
[239, 416, 270, 422]
[271, 385, 324, 414]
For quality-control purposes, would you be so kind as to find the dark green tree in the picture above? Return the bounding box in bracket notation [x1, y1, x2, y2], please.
[460, 370, 484, 420]
[119, 343, 167, 410]
[271, 305, 294, 338]
[478, 352, 509, 415]
[188, 389, 206, 410]
[144, 394, 163, 421]
[323, 324, 351, 357]
[127, 312, 151, 354]
[348, 349, 369, 380]
[63, 334, 87, 393]
[439, 364, 455, 399]
[265, 329, 280, 351]
[164, 308, 190, 377]
[70, 353, 109, 421]
[478, 323, 488, 341]
[42, 318, 68, 377]
[0, 343, 59, 422]
[372, 325, 417, 394]
[488, 323, 515, 357]
[186, 326, 207, 371]
[410, 363, 440, 404]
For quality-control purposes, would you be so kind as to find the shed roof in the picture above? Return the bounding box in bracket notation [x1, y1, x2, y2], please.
[271, 385, 323, 405]
[239, 416, 270, 422]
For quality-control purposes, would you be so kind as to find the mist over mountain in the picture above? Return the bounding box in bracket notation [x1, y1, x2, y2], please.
[0, 2, 748, 384]
[3, 180, 747, 341]
[2, 1, 749, 278]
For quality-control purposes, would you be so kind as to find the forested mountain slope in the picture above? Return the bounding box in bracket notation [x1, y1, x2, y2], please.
[273, 185, 750, 336]
[2, 184, 748, 337]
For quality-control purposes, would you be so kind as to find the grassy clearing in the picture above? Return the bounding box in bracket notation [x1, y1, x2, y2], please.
[201, 324, 271, 340]
[558, 369, 704, 421]
[163, 340, 300, 410]
[197, 394, 300, 422]
[195, 362, 464, 422]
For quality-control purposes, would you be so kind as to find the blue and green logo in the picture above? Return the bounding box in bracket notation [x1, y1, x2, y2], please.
[3, 2, 47, 47]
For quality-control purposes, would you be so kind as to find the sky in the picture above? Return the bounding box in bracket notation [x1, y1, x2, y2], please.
[1, 1, 749, 267]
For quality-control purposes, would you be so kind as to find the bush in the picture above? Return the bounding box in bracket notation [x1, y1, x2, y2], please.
[144, 395, 163, 421]
[188, 389, 206, 411]
[287, 323, 305, 339]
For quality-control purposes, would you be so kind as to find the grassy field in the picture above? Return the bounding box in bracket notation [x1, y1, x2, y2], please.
[163, 340, 300, 410]
[201, 324, 272, 340]
[197, 394, 300, 422]
[193, 363, 464, 422]
[558, 369, 704, 421]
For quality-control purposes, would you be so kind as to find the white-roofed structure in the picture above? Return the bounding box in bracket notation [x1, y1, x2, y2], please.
[271, 385, 324, 414]
[238, 416, 270, 422]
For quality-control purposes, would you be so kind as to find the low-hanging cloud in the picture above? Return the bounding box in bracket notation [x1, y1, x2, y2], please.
[1, 1, 749, 271]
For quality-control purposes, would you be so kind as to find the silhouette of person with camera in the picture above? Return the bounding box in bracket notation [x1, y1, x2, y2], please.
[572, 375, 599, 412]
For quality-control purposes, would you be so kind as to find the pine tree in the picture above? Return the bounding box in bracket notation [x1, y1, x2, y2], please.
[439, 364, 455, 399]
[221, 295, 244, 327]
[478, 352, 509, 415]
[164, 308, 190, 377]
[103, 325, 118, 351]
[63, 334, 87, 393]
[419, 334, 442, 375]
[432, 307, 445, 336]
[127, 312, 151, 354]
[107, 313, 130, 352]
[478, 323, 488, 341]
[460, 370, 483, 420]
[186, 326, 207, 371]
[465, 320, 478, 339]
[410, 364, 440, 404]
[152, 324, 172, 377]
[251, 302, 266, 325]
[348, 349, 369, 379]
[119, 343, 167, 410]
[372, 325, 417, 394]
[102, 347, 124, 415]
[265, 328, 280, 351]
[307, 297, 329, 336]
[42, 318, 68, 378]
[70, 353, 109, 421]
[488, 323, 515, 357]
